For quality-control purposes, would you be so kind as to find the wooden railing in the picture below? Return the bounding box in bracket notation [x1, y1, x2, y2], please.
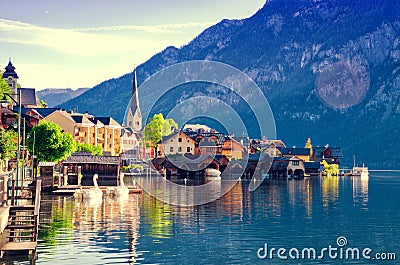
[0, 173, 8, 206]
[33, 179, 41, 241]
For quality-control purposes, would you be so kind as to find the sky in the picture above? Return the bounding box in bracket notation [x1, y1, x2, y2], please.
[0, 0, 265, 90]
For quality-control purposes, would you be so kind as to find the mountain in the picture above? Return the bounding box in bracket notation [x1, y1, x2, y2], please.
[38, 88, 91, 107]
[59, 0, 400, 169]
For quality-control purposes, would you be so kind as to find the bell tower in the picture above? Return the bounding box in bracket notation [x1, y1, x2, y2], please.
[2, 59, 19, 97]
[124, 67, 142, 131]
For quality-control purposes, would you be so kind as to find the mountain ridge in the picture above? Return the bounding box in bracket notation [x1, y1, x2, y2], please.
[59, 0, 400, 168]
[38, 87, 91, 108]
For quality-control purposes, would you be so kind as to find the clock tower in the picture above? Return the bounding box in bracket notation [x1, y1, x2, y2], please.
[2, 59, 19, 98]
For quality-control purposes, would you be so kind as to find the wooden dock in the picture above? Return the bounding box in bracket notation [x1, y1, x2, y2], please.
[52, 185, 142, 195]
[0, 180, 41, 258]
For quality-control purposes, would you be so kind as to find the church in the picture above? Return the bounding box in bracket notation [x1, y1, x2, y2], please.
[2, 59, 41, 108]
[120, 67, 144, 163]
[124, 67, 142, 132]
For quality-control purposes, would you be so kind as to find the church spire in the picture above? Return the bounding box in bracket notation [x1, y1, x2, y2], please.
[132, 67, 139, 109]
[124, 66, 142, 131]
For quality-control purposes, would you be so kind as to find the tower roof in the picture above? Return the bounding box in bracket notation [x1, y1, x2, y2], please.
[130, 67, 140, 114]
[2, 59, 19, 79]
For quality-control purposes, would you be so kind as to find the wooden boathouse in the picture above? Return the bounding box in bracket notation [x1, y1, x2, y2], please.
[62, 152, 121, 186]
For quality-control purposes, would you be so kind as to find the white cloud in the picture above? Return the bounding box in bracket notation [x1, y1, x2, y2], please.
[73, 22, 215, 34]
[0, 19, 213, 57]
[0, 18, 214, 89]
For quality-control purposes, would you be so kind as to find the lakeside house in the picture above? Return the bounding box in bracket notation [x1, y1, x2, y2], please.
[154, 127, 343, 180]
[157, 127, 247, 160]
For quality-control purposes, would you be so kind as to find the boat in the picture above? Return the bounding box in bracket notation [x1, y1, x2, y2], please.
[205, 168, 221, 180]
[352, 155, 369, 177]
[352, 164, 369, 177]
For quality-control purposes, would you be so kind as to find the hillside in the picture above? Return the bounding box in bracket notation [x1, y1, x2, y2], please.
[38, 88, 91, 107]
[59, 0, 400, 169]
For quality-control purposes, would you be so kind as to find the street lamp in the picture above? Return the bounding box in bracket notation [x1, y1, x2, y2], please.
[1, 91, 21, 205]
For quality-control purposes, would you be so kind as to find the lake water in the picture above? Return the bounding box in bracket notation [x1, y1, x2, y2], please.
[14, 172, 400, 264]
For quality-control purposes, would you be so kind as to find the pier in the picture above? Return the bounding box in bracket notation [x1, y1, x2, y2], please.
[0, 180, 41, 258]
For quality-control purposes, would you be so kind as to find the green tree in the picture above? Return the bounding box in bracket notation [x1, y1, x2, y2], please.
[0, 72, 12, 99]
[75, 142, 102, 156]
[144, 113, 165, 148]
[40, 100, 48, 108]
[27, 120, 75, 162]
[162, 118, 178, 136]
[144, 114, 178, 155]
[0, 129, 17, 160]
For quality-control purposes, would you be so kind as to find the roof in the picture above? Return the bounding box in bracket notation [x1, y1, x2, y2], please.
[2, 59, 18, 79]
[279, 147, 311, 156]
[304, 161, 321, 169]
[92, 116, 121, 128]
[273, 156, 291, 162]
[71, 114, 94, 126]
[1, 107, 16, 115]
[185, 131, 226, 145]
[182, 123, 212, 132]
[63, 154, 120, 165]
[129, 67, 140, 116]
[152, 157, 166, 166]
[18, 88, 40, 107]
[27, 108, 61, 118]
[313, 146, 343, 158]
[160, 130, 180, 142]
[20, 108, 42, 119]
[233, 135, 250, 146]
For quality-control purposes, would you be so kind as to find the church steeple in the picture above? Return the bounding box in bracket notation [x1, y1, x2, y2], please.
[132, 67, 140, 111]
[2, 58, 19, 96]
[124, 66, 142, 131]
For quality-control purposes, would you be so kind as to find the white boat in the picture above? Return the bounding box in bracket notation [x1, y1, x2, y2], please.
[205, 168, 221, 179]
[352, 164, 369, 177]
[352, 156, 369, 177]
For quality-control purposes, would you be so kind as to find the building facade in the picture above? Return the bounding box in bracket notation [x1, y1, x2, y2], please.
[44, 110, 122, 156]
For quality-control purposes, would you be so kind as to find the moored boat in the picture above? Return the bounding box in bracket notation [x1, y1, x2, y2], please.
[352, 164, 369, 177]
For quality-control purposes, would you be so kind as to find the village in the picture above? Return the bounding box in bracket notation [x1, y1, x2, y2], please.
[0, 59, 346, 191]
[0, 58, 349, 257]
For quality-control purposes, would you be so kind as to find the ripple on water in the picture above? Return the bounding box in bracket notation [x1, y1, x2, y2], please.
[33, 174, 400, 264]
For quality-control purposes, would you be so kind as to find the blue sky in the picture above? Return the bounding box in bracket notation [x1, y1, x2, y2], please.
[0, 0, 265, 90]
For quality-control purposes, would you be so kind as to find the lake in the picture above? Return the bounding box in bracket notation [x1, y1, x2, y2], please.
[14, 172, 400, 264]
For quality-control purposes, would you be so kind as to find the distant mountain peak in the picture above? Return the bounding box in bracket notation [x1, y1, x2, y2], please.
[59, 0, 400, 168]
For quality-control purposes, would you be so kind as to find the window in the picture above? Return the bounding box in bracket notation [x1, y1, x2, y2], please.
[178, 138, 182, 142]
[187, 147, 191, 153]
[178, 147, 182, 152]
[292, 161, 299, 166]
[170, 147, 174, 153]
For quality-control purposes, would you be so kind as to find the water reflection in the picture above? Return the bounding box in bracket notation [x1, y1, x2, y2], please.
[352, 175, 369, 209]
[30, 173, 397, 265]
[321, 176, 339, 207]
[141, 196, 172, 239]
[37, 194, 141, 264]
